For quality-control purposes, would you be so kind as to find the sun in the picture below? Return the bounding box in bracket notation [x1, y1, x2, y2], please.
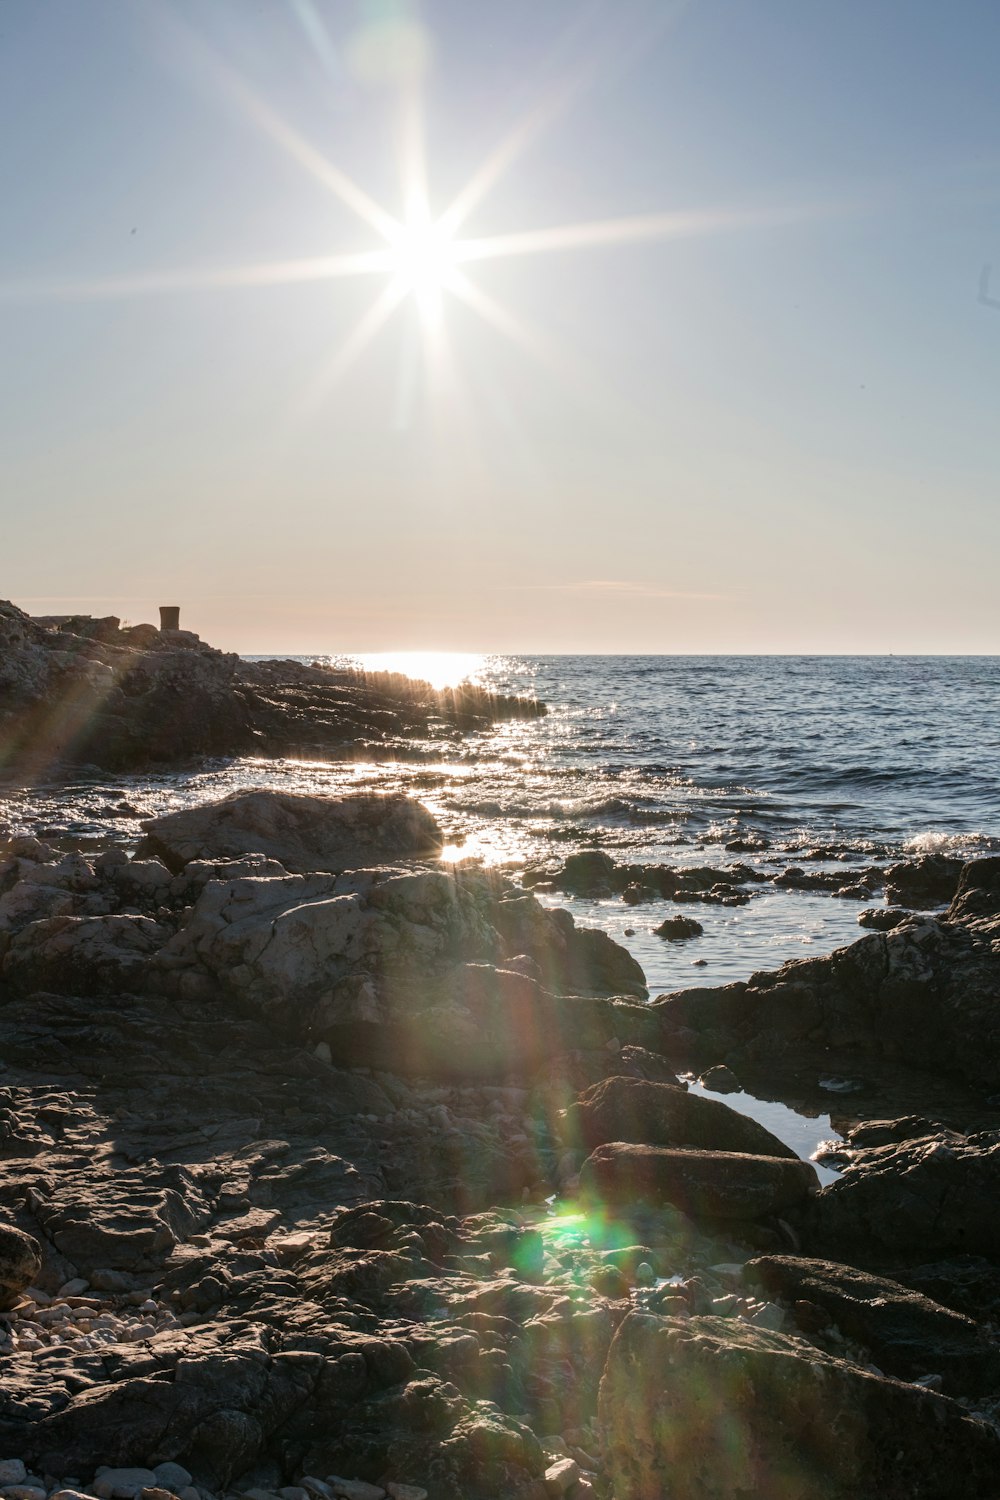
[385, 212, 459, 319]
[8, 11, 798, 400]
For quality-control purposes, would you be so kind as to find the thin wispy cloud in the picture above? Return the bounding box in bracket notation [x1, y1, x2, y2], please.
[504, 580, 727, 601]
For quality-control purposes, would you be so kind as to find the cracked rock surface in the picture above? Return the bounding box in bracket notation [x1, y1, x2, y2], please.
[3, 794, 1000, 1498]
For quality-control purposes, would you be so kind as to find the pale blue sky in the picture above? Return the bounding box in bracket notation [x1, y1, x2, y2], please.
[2, 0, 1000, 652]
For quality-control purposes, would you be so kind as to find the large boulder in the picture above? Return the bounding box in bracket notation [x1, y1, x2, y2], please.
[138, 790, 445, 873]
[807, 1130, 1000, 1260]
[745, 1254, 1000, 1394]
[883, 854, 964, 909]
[579, 1144, 817, 1221]
[947, 854, 1000, 922]
[599, 1312, 1000, 1499]
[563, 1075, 797, 1159]
[2, 914, 167, 996]
[157, 865, 650, 1077]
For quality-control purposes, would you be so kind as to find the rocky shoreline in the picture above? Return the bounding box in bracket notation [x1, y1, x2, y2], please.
[0, 603, 543, 780]
[0, 767, 999, 1498]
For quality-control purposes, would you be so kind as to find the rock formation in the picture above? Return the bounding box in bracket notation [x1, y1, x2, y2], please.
[1, 790, 1000, 1498]
[0, 601, 544, 778]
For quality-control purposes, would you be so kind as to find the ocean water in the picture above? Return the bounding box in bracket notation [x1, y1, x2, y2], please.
[6, 653, 996, 1167]
[5, 656, 999, 1002]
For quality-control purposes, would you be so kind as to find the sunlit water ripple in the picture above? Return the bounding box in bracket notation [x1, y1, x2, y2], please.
[4, 654, 999, 1001]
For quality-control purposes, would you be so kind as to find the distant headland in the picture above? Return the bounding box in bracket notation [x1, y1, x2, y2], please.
[0, 600, 544, 781]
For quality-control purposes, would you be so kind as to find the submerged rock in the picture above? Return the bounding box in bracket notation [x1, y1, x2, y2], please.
[653, 916, 703, 941]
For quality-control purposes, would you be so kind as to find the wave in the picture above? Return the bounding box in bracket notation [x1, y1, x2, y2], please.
[902, 830, 1000, 856]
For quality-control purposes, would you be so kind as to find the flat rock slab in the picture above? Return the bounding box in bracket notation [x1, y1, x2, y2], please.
[579, 1144, 817, 1220]
[138, 791, 443, 874]
[599, 1312, 1000, 1500]
[565, 1075, 797, 1160]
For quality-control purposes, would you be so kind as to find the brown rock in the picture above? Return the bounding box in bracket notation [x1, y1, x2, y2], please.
[564, 1076, 796, 1160]
[579, 1144, 817, 1221]
[599, 1312, 1000, 1499]
[0, 1220, 42, 1309]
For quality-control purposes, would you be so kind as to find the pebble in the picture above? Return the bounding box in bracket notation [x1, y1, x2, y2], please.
[8, 1292, 178, 1356]
[325, 1481, 386, 1500]
[543, 1458, 580, 1496]
[746, 1301, 786, 1333]
[1, 1485, 46, 1500]
[92, 1467, 159, 1499]
[153, 1467, 192, 1492]
[711, 1295, 741, 1317]
[385, 1487, 427, 1500]
[0, 1468, 26, 1489]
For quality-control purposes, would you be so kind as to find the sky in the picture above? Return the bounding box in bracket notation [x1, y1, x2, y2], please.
[2, 0, 1000, 654]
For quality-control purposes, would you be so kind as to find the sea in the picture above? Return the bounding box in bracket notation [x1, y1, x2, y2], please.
[6, 653, 999, 1173]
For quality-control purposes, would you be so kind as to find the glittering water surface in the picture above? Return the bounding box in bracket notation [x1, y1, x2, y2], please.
[5, 654, 997, 992]
[6, 654, 997, 1167]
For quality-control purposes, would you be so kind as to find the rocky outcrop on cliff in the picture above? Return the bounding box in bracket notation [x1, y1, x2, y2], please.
[0, 601, 544, 778]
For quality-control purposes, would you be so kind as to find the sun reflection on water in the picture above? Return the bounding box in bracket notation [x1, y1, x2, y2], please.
[346, 651, 486, 690]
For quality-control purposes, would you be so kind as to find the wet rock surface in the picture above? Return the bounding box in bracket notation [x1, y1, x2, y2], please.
[1, 790, 1000, 1498]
